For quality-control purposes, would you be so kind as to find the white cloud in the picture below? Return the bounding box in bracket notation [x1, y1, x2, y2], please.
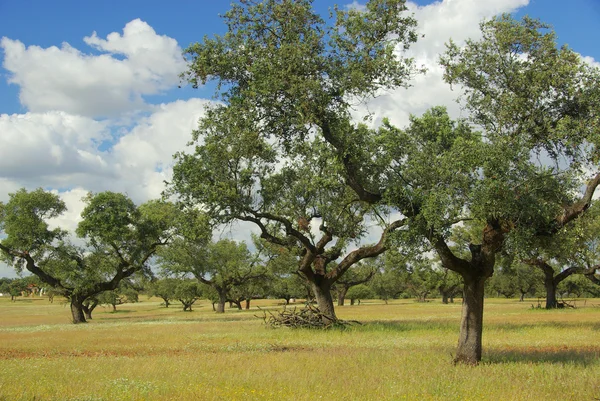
[105, 98, 210, 202]
[0, 111, 111, 185]
[0, 97, 208, 208]
[355, 0, 530, 128]
[1, 19, 186, 118]
[582, 55, 600, 68]
[47, 188, 89, 234]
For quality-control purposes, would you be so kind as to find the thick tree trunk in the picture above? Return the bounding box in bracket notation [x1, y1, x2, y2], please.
[519, 292, 526, 302]
[337, 287, 348, 306]
[454, 276, 486, 365]
[233, 300, 242, 310]
[245, 298, 251, 310]
[350, 298, 355, 305]
[544, 277, 558, 309]
[216, 291, 227, 313]
[70, 298, 87, 324]
[311, 281, 336, 321]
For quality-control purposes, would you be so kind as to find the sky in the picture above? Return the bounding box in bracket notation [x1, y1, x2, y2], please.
[0, 0, 599, 278]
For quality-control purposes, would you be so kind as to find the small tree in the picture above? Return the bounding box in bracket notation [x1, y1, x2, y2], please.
[149, 278, 179, 308]
[333, 261, 376, 306]
[158, 239, 265, 313]
[346, 284, 374, 305]
[174, 279, 203, 311]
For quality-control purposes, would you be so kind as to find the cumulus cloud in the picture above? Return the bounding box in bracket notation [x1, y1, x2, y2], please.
[1, 19, 186, 118]
[0, 111, 111, 185]
[0, 98, 209, 205]
[104, 98, 211, 202]
[582, 55, 600, 68]
[355, 0, 530, 128]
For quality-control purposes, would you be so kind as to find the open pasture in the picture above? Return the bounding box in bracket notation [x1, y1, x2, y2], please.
[0, 297, 599, 400]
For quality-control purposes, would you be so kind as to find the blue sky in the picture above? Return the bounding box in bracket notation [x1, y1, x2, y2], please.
[0, 0, 598, 115]
[0, 0, 599, 278]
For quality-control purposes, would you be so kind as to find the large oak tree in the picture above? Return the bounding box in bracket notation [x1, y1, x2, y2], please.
[170, 0, 418, 319]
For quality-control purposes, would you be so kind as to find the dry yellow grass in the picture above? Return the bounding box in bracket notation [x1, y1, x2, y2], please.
[0, 296, 599, 400]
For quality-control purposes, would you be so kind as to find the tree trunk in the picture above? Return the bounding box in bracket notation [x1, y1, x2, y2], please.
[211, 301, 216, 312]
[337, 287, 348, 306]
[544, 276, 558, 309]
[454, 276, 486, 365]
[519, 292, 525, 302]
[233, 300, 242, 310]
[350, 298, 355, 305]
[311, 281, 336, 321]
[70, 298, 87, 324]
[245, 298, 251, 310]
[442, 292, 449, 304]
[86, 299, 99, 319]
[216, 291, 227, 313]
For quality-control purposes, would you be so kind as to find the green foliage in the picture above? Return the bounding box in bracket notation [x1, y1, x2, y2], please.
[0, 188, 67, 269]
[173, 279, 204, 311]
[149, 278, 180, 307]
[170, 1, 417, 308]
[345, 284, 373, 302]
[0, 188, 178, 322]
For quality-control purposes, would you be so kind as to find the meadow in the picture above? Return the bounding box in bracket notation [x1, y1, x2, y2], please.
[0, 296, 599, 400]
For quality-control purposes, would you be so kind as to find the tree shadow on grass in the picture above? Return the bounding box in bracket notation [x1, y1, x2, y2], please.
[485, 345, 600, 366]
[357, 320, 458, 333]
[489, 321, 600, 332]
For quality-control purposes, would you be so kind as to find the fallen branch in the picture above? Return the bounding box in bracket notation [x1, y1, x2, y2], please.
[255, 304, 361, 329]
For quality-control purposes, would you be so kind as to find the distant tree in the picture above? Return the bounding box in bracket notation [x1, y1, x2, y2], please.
[149, 278, 180, 308]
[333, 261, 376, 306]
[0, 189, 177, 323]
[369, 253, 409, 304]
[158, 239, 265, 313]
[2, 278, 27, 302]
[174, 279, 204, 311]
[97, 283, 140, 313]
[345, 284, 374, 305]
[518, 204, 600, 308]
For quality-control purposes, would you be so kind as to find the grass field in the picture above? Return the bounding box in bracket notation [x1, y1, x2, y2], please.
[0, 296, 599, 400]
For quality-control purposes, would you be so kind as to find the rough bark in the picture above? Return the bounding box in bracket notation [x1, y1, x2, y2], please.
[216, 291, 227, 313]
[245, 298, 251, 310]
[82, 300, 98, 320]
[311, 281, 336, 321]
[433, 222, 502, 365]
[544, 273, 558, 309]
[70, 298, 87, 324]
[454, 275, 486, 365]
[337, 287, 348, 306]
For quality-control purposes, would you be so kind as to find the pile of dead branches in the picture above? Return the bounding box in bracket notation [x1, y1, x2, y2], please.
[255, 304, 360, 329]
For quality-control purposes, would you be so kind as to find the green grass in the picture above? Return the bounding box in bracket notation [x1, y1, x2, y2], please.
[0, 296, 599, 400]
